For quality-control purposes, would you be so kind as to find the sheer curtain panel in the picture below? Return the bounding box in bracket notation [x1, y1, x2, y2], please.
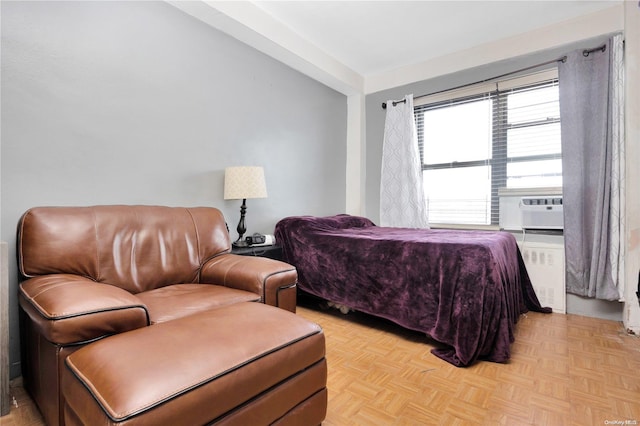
[380, 95, 429, 228]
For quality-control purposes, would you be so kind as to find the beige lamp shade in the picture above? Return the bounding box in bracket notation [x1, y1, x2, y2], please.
[224, 166, 268, 200]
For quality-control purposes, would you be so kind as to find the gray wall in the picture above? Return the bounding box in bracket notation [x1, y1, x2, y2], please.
[1, 1, 347, 378]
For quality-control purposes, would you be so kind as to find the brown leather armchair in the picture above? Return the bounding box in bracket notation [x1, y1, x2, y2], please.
[17, 205, 298, 426]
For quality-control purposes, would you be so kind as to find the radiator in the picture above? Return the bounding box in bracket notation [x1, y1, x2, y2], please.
[519, 241, 566, 314]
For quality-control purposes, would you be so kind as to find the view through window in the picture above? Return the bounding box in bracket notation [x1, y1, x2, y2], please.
[415, 71, 561, 225]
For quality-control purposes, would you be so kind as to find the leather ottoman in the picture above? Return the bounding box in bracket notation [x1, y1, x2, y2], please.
[61, 302, 327, 425]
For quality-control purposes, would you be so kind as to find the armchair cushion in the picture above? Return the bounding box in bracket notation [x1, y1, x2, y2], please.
[136, 284, 259, 324]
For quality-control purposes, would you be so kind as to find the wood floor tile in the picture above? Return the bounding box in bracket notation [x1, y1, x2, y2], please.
[296, 297, 640, 426]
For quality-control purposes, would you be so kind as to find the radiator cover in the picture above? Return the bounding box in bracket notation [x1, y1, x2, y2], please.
[519, 240, 566, 314]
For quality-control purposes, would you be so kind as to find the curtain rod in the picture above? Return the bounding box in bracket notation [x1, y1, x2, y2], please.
[381, 43, 606, 110]
[583, 44, 606, 57]
[381, 56, 564, 109]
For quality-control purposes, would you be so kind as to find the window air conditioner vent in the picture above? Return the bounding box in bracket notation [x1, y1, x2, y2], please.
[520, 196, 563, 230]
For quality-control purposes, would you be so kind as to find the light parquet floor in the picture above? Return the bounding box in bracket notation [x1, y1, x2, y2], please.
[1, 299, 639, 426]
[0, 379, 43, 426]
[297, 297, 640, 426]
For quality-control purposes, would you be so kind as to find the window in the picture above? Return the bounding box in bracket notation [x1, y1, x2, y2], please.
[414, 70, 561, 226]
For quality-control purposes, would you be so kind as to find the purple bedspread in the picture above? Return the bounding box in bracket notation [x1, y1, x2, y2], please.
[275, 214, 550, 367]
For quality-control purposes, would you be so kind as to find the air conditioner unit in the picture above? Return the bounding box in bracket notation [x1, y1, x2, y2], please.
[520, 196, 563, 230]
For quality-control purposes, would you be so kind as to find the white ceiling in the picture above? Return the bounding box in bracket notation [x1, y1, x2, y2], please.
[170, 0, 621, 94]
[253, 0, 618, 76]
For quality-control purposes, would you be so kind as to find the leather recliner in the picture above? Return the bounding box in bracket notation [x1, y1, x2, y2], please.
[17, 205, 298, 426]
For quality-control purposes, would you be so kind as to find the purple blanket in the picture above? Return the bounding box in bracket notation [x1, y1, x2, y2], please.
[275, 214, 550, 367]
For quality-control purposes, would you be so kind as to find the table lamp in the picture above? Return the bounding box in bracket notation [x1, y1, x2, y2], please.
[224, 166, 268, 247]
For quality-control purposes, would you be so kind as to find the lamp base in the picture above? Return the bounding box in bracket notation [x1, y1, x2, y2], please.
[233, 239, 249, 248]
[233, 199, 248, 249]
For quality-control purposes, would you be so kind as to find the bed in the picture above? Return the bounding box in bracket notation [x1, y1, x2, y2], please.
[274, 214, 551, 367]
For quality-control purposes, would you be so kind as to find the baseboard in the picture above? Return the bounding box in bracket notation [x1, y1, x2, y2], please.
[566, 293, 624, 322]
[1, 242, 9, 416]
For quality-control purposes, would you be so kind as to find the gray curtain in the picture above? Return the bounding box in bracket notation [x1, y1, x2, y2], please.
[559, 37, 621, 300]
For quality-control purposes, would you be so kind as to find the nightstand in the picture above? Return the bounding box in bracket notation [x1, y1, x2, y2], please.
[231, 245, 283, 261]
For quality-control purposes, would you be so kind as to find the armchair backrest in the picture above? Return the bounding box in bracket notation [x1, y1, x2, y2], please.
[18, 205, 232, 293]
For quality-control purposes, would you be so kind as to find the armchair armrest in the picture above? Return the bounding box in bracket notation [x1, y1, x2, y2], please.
[200, 254, 298, 312]
[19, 274, 149, 345]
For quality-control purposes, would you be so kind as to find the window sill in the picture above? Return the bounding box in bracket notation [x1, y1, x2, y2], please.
[497, 186, 562, 197]
[429, 224, 500, 231]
